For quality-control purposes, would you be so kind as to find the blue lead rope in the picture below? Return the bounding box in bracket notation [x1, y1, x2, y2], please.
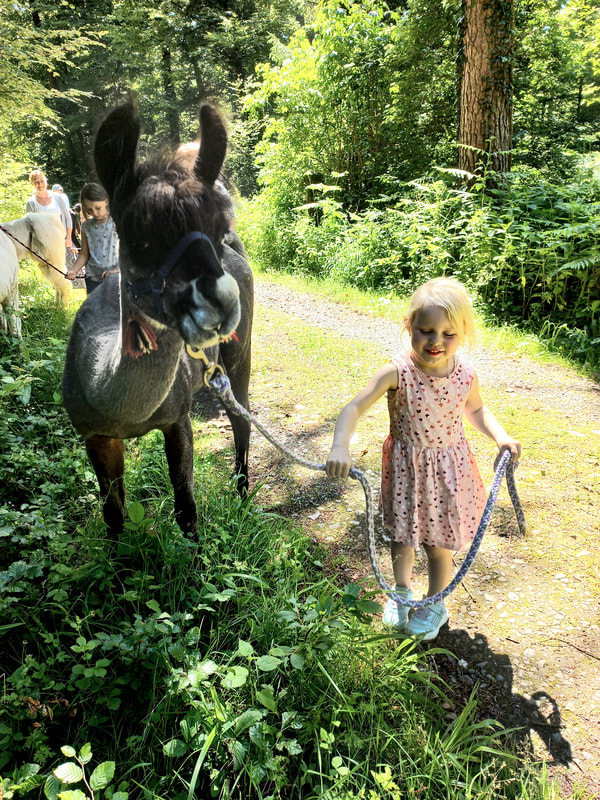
[208, 373, 526, 609]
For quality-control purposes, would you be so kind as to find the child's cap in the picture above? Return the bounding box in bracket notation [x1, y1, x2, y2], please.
[52, 184, 63, 192]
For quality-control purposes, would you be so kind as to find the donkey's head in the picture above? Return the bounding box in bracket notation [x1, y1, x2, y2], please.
[94, 102, 240, 348]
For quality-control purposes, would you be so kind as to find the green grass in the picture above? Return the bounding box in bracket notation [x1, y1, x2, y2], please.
[0, 268, 565, 800]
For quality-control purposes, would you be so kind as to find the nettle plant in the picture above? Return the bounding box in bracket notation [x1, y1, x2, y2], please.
[1, 743, 128, 800]
[45, 743, 127, 800]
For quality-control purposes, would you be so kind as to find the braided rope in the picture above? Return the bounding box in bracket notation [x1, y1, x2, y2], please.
[209, 373, 526, 608]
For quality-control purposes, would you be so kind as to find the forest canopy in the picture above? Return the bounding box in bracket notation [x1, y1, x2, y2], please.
[3, 0, 599, 194]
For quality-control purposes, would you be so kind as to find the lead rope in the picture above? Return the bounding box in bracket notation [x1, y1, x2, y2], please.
[0, 223, 67, 276]
[207, 371, 526, 609]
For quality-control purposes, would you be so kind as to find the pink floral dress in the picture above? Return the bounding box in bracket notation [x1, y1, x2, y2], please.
[380, 354, 486, 550]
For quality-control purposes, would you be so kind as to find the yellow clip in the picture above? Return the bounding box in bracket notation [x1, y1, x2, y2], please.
[185, 344, 224, 387]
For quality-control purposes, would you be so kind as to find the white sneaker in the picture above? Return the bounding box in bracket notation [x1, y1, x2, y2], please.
[405, 602, 449, 641]
[382, 586, 413, 630]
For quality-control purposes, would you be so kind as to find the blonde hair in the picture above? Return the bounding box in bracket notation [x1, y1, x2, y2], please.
[29, 169, 46, 186]
[404, 277, 477, 348]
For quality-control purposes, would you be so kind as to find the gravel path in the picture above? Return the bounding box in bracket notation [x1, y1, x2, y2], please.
[251, 277, 600, 798]
[255, 281, 600, 424]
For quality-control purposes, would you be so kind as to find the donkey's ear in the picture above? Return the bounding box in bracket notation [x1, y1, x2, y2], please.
[194, 105, 227, 187]
[94, 101, 140, 203]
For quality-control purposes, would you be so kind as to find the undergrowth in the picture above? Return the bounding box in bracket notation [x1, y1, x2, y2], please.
[237, 165, 600, 372]
[0, 271, 557, 799]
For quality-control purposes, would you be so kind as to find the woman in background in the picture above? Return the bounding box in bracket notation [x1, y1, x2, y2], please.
[26, 170, 74, 263]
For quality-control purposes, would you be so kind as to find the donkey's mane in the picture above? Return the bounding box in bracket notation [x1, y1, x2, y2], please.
[121, 154, 231, 252]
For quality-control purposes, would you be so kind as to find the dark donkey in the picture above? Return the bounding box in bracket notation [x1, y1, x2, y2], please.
[62, 102, 253, 535]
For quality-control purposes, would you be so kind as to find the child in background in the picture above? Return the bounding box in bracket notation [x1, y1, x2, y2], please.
[325, 277, 521, 641]
[66, 183, 119, 294]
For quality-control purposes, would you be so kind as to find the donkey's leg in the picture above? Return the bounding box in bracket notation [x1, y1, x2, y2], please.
[162, 417, 198, 534]
[220, 351, 251, 496]
[54, 269, 72, 307]
[220, 245, 253, 495]
[86, 435, 126, 534]
[41, 264, 71, 307]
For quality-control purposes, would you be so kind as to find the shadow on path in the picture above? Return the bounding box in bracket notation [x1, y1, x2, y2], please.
[430, 627, 574, 768]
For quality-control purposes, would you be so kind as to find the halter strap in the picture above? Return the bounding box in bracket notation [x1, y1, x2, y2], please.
[126, 231, 220, 315]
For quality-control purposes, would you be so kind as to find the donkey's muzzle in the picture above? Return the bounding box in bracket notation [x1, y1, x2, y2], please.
[180, 272, 241, 347]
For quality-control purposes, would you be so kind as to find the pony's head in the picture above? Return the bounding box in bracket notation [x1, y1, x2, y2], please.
[93, 102, 240, 348]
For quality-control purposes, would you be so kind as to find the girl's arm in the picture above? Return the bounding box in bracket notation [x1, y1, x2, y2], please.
[66, 229, 89, 280]
[464, 373, 521, 461]
[326, 362, 398, 479]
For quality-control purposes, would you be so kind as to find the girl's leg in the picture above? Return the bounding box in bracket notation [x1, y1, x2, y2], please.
[422, 544, 453, 596]
[383, 542, 415, 629]
[404, 544, 451, 641]
[391, 542, 414, 589]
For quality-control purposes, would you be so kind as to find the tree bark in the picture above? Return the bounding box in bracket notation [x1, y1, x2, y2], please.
[458, 0, 513, 182]
[161, 46, 181, 147]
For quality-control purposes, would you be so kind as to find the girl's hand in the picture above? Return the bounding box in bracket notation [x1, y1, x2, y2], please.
[66, 269, 77, 281]
[325, 446, 353, 479]
[495, 438, 521, 465]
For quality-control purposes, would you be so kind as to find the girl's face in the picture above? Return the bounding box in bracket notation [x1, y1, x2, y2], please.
[82, 198, 109, 222]
[406, 304, 461, 376]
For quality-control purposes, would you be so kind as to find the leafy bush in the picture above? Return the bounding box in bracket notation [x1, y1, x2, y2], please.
[239, 165, 600, 370]
[244, 0, 457, 214]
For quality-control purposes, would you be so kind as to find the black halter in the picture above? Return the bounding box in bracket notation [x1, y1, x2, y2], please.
[126, 231, 221, 316]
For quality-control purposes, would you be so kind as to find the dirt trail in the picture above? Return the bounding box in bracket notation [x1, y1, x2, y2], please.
[208, 277, 600, 797]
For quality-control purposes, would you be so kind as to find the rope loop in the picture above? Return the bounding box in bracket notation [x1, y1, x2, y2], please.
[208, 373, 526, 608]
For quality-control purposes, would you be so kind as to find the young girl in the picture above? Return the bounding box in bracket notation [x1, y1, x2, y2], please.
[66, 183, 119, 294]
[325, 277, 521, 641]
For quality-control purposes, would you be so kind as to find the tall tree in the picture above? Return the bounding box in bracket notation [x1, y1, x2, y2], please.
[458, 0, 514, 180]
[246, 0, 459, 211]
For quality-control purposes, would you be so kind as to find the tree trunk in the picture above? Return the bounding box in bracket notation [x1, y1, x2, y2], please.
[161, 46, 181, 147]
[458, 0, 513, 182]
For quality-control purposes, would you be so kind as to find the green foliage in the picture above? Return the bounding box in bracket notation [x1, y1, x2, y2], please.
[0, 155, 36, 220]
[0, 0, 100, 180]
[239, 162, 600, 369]
[5, 0, 306, 193]
[513, 0, 600, 175]
[0, 1, 96, 125]
[44, 743, 123, 800]
[245, 0, 457, 212]
[3, 0, 600, 205]
[0, 742, 127, 800]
